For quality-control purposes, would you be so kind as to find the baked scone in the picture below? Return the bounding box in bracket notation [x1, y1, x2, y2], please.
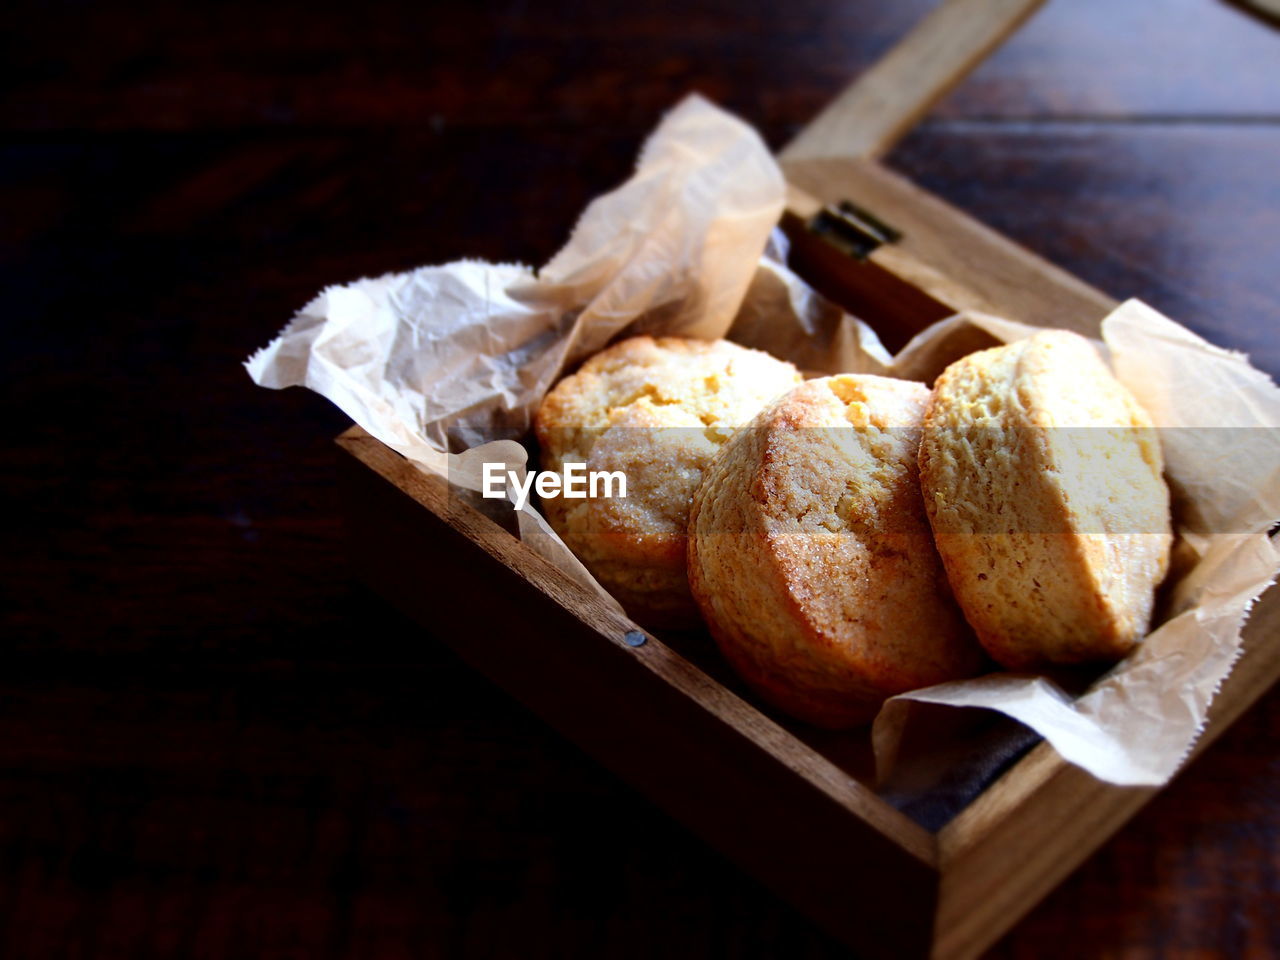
[535, 336, 802, 625]
[687, 374, 982, 728]
[918, 330, 1172, 670]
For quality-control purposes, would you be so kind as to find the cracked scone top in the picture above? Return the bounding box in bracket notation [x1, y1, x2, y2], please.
[918, 330, 1172, 670]
[687, 374, 982, 728]
[535, 336, 802, 626]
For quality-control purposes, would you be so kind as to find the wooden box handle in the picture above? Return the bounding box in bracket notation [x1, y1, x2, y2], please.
[780, 0, 1047, 165]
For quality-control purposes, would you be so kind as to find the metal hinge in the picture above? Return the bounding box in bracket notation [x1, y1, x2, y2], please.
[807, 201, 902, 260]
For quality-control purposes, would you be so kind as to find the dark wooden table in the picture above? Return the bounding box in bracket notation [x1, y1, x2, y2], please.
[4, 1, 1279, 956]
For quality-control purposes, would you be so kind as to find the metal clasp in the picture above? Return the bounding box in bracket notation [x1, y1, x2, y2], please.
[807, 201, 902, 260]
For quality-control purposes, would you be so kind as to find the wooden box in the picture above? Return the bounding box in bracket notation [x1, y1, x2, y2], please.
[335, 1, 1280, 956]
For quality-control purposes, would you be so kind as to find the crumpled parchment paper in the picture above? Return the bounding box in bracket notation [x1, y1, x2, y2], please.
[247, 94, 1280, 789]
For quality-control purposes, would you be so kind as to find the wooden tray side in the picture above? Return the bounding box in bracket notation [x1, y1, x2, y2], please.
[783, 165, 1117, 337]
[336, 421, 1280, 960]
[336, 428, 943, 960]
[931, 580, 1280, 960]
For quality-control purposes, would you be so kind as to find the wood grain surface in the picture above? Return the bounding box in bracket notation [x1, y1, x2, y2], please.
[4, 0, 1279, 957]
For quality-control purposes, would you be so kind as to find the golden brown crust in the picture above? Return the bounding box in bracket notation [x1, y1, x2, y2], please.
[688, 374, 983, 728]
[918, 330, 1173, 670]
[535, 335, 801, 625]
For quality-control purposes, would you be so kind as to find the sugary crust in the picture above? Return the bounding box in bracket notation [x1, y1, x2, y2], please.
[688, 374, 982, 728]
[534, 336, 801, 625]
[918, 330, 1173, 670]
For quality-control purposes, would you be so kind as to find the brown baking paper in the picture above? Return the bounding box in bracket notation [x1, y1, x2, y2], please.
[247, 95, 1280, 789]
